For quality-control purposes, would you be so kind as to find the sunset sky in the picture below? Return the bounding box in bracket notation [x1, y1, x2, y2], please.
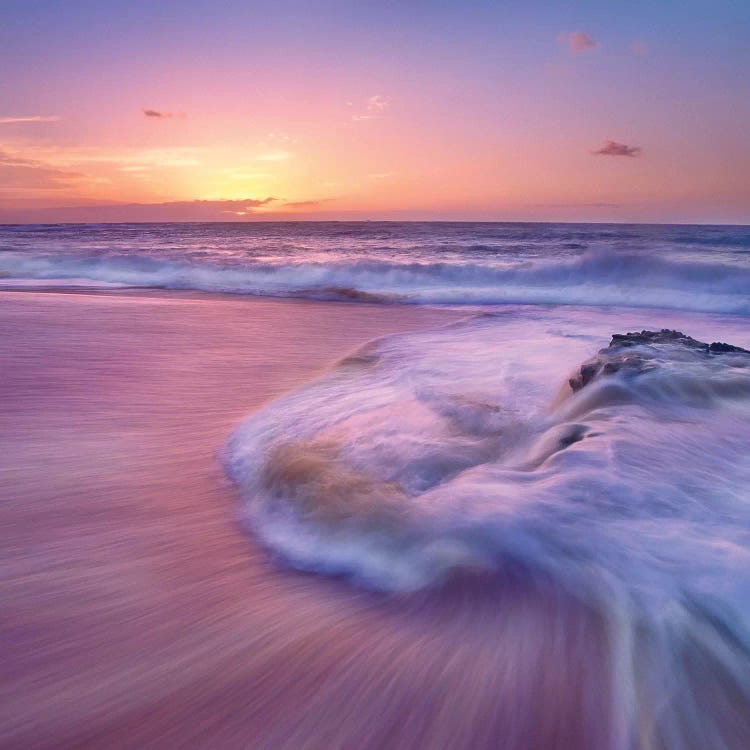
[1, 0, 749, 223]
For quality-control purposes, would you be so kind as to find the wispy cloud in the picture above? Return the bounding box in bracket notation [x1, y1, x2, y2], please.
[283, 199, 331, 209]
[591, 140, 642, 157]
[0, 115, 61, 125]
[53, 147, 202, 169]
[263, 132, 293, 144]
[367, 95, 390, 113]
[216, 197, 276, 215]
[225, 171, 272, 180]
[528, 202, 620, 209]
[0, 149, 84, 191]
[117, 156, 200, 170]
[0, 144, 207, 192]
[352, 94, 391, 121]
[255, 150, 291, 162]
[559, 31, 598, 54]
[3, 198, 277, 222]
[0, 196, 356, 222]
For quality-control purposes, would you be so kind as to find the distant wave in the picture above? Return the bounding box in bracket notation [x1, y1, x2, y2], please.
[2, 248, 750, 314]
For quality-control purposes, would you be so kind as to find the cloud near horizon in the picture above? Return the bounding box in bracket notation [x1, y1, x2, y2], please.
[559, 31, 598, 54]
[0, 149, 84, 191]
[0, 197, 285, 222]
[0, 115, 61, 125]
[527, 202, 620, 209]
[283, 199, 329, 208]
[592, 140, 642, 157]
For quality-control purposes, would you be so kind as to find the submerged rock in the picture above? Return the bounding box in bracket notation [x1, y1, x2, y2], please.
[569, 329, 750, 392]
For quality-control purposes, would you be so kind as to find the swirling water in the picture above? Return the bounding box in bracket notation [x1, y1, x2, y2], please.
[223, 303, 750, 748]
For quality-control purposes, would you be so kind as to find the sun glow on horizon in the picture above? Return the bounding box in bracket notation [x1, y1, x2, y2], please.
[1, 1, 748, 223]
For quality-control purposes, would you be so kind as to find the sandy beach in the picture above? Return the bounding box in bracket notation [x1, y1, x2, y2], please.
[0, 289, 623, 750]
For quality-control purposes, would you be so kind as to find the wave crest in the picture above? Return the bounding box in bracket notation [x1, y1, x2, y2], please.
[3, 248, 750, 314]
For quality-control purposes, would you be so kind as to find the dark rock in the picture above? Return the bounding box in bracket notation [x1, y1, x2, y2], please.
[569, 330, 749, 393]
[709, 341, 749, 354]
[610, 329, 710, 351]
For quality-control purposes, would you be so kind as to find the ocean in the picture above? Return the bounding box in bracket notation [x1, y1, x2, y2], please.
[3, 221, 750, 748]
[1, 221, 749, 312]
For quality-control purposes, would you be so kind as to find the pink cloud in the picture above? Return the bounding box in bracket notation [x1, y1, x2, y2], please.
[143, 109, 176, 119]
[0, 149, 84, 190]
[559, 31, 598, 54]
[351, 95, 391, 122]
[0, 115, 60, 125]
[591, 140, 642, 157]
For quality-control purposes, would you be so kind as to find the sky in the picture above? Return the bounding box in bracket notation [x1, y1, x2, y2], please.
[1, 0, 749, 224]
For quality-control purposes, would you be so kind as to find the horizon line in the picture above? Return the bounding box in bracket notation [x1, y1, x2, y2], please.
[1, 219, 748, 228]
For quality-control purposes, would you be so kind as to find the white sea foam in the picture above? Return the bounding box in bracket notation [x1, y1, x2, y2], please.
[225, 310, 750, 595]
[3, 248, 750, 314]
[224, 306, 750, 746]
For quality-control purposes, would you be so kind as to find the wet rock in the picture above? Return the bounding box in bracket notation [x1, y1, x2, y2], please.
[609, 329, 709, 351]
[569, 329, 749, 392]
[709, 341, 750, 354]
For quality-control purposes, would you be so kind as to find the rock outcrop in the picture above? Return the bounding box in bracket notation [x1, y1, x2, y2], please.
[569, 329, 750, 392]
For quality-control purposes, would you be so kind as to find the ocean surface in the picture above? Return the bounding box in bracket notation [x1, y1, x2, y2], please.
[1, 221, 749, 311]
[3, 221, 750, 747]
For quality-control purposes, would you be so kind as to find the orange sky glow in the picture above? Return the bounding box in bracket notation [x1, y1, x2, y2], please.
[1, 1, 749, 223]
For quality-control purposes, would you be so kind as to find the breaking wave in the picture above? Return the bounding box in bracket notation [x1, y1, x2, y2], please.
[2, 249, 750, 314]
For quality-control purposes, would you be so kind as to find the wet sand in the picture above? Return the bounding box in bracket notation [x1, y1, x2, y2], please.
[1, 290, 614, 750]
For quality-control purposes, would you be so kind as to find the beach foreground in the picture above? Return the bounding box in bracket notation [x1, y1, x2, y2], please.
[0, 290, 611, 750]
[3, 289, 750, 750]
